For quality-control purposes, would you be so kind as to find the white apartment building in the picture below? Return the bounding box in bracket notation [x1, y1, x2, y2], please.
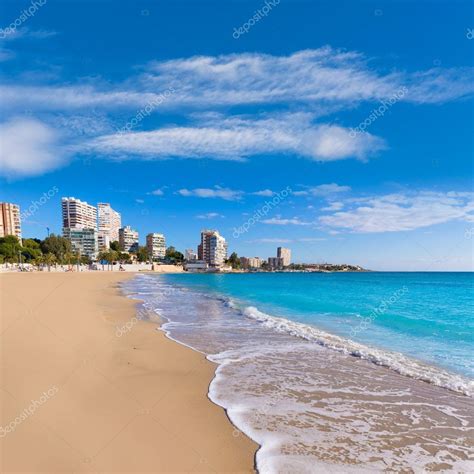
[62, 197, 97, 229]
[277, 247, 291, 266]
[0, 202, 22, 242]
[98, 203, 121, 250]
[241, 256, 263, 269]
[62, 197, 98, 259]
[146, 233, 166, 260]
[119, 226, 139, 252]
[199, 230, 228, 268]
[63, 227, 99, 259]
[185, 248, 198, 261]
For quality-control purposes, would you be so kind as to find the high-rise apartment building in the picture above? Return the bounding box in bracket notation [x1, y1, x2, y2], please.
[62, 197, 97, 229]
[62, 197, 98, 260]
[277, 247, 291, 266]
[146, 233, 166, 260]
[119, 226, 139, 252]
[63, 227, 99, 259]
[0, 203, 22, 241]
[98, 203, 121, 250]
[200, 230, 227, 267]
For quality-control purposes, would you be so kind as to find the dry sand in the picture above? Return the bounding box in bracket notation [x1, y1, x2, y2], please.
[0, 272, 257, 473]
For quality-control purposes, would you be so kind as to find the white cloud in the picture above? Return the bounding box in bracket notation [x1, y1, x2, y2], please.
[248, 237, 326, 243]
[0, 117, 66, 177]
[297, 183, 352, 197]
[298, 237, 327, 242]
[1, 48, 473, 112]
[82, 113, 384, 162]
[321, 201, 344, 211]
[1, 27, 57, 41]
[195, 212, 224, 219]
[248, 238, 293, 243]
[149, 188, 165, 196]
[178, 186, 243, 201]
[252, 189, 275, 196]
[320, 191, 474, 233]
[262, 216, 311, 226]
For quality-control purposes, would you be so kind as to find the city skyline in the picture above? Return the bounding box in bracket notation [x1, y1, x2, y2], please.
[1, 0, 473, 270]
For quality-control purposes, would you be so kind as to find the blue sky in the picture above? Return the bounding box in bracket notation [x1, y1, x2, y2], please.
[0, 0, 473, 270]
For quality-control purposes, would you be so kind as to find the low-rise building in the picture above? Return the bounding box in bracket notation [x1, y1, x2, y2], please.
[119, 226, 139, 252]
[185, 248, 198, 261]
[241, 256, 263, 269]
[268, 257, 284, 269]
[146, 233, 166, 260]
[184, 260, 209, 272]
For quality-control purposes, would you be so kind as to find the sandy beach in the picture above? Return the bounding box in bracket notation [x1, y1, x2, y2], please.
[0, 272, 257, 473]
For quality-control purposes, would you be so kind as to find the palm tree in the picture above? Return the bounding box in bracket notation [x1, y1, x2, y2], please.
[43, 253, 56, 272]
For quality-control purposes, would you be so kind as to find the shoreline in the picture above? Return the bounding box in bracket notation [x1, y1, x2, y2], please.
[132, 272, 474, 472]
[0, 272, 257, 473]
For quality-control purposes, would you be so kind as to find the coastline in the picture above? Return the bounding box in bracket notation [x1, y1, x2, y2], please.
[129, 272, 474, 472]
[0, 272, 257, 473]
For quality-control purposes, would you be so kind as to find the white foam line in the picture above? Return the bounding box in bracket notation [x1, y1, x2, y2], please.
[241, 305, 473, 397]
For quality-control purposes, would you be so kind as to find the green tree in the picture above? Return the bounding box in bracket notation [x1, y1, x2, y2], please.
[226, 252, 241, 269]
[98, 250, 120, 270]
[42, 252, 57, 272]
[165, 246, 184, 263]
[136, 246, 149, 263]
[41, 234, 72, 264]
[0, 236, 22, 263]
[117, 252, 132, 264]
[21, 238, 43, 262]
[110, 240, 120, 251]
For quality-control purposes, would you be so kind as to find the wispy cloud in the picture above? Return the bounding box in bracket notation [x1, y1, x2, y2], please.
[295, 183, 351, 197]
[195, 212, 224, 219]
[177, 186, 243, 201]
[321, 201, 344, 211]
[81, 113, 384, 163]
[2, 48, 473, 112]
[262, 216, 311, 226]
[248, 238, 293, 243]
[320, 191, 474, 233]
[249, 237, 326, 243]
[148, 188, 165, 196]
[252, 189, 275, 196]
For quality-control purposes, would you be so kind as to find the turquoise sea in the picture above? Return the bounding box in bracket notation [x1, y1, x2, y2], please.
[124, 272, 474, 472]
[160, 271, 474, 380]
